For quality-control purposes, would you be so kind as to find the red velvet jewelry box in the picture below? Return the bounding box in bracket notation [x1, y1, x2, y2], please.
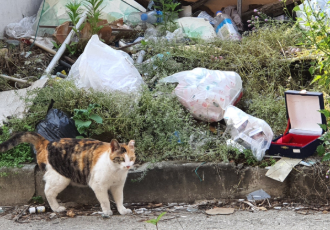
[267, 90, 326, 158]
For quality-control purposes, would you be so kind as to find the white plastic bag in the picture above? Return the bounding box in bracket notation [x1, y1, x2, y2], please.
[296, 0, 330, 29]
[176, 17, 217, 41]
[69, 35, 145, 93]
[6, 15, 36, 38]
[223, 106, 273, 161]
[160, 68, 242, 122]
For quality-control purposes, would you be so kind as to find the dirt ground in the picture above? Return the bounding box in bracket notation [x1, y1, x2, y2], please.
[1, 210, 330, 230]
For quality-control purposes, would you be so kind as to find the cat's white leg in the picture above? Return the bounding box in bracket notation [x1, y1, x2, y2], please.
[44, 166, 70, 212]
[110, 184, 132, 215]
[91, 186, 112, 216]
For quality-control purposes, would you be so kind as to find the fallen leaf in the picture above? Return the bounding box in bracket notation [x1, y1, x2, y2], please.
[66, 210, 76, 218]
[323, 210, 328, 214]
[205, 207, 234, 215]
[259, 207, 267, 211]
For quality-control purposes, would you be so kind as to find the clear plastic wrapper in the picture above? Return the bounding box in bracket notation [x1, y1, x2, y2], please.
[223, 105, 273, 161]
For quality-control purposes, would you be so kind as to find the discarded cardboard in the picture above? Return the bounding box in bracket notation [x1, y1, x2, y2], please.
[265, 157, 302, 182]
[205, 207, 234, 215]
[0, 79, 48, 125]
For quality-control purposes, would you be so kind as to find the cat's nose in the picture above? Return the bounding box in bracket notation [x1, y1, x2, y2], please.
[126, 166, 130, 169]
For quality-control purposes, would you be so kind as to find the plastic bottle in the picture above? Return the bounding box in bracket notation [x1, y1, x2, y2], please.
[126, 11, 158, 27]
[214, 11, 241, 41]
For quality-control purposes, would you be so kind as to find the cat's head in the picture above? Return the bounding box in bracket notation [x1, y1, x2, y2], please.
[109, 139, 136, 170]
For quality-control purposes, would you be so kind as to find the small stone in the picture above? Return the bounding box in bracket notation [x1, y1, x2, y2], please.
[49, 213, 57, 219]
[274, 207, 281, 210]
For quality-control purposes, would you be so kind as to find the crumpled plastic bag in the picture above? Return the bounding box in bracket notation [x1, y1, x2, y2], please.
[223, 105, 274, 161]
[69, 35, 145, 93]
[176, 17, 216, 41]
[32, 107, 79, 161]
[296, 0, 330, 29]
[6, 15, 36, 38]
[160, 68, 243, 122]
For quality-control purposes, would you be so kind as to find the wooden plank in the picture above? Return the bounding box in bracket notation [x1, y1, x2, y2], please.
[242, 0, 294, 21]
[237, 0, 242, 16]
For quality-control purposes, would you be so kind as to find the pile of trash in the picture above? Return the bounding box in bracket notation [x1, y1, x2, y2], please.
[1, 0, 309, 164]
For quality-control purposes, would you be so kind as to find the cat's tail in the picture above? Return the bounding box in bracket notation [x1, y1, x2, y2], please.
[0, 132, 45, 153]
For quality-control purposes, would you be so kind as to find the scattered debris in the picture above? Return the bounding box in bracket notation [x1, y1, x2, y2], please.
[0, 78, 48, 125]
[66, 210, 76, 218]
[205, 207, 235, 215]
[247, 189, 271, 201]
[266, 157, 302, 182]
[29, 206, 46, 214]
[49, 213, 57, 219]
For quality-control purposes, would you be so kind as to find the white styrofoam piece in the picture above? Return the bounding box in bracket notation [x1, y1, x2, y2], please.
[286, 94, 323, 135]
[0, 78, 48, 125]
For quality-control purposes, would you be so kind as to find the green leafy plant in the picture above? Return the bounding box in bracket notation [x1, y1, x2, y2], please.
[66, 42, 79, 55]
[316, 109, 330, 161]
[72, 103, 103, 138]
[154, 0, 182, 32]
[289, 0, 330, 90]
[65, 0, 85, 55]
[0, 125, 33, 168]
[146, 212, 167, 230]
[31, 196, 44, 204]
[65, 0, 84, 34]
[51, 41, 61, 51]
[85, 0, 105, 35]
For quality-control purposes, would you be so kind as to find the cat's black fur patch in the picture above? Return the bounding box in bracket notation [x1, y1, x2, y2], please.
[47, 139, 103, 185]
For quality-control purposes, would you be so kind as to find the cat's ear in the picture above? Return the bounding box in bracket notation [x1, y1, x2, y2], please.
[128, 140, 135, 150]
[110, 139, 120, 152]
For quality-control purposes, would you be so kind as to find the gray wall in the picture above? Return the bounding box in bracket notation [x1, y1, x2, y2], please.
[0, 0, 42, 38]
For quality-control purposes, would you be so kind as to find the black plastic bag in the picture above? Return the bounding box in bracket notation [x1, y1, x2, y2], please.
[32, 103, 79, 161]
[35, 109, 78, 142]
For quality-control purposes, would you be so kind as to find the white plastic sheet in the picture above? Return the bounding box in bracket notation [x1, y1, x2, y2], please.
[296, 0, 330, 29]
[176, 18, 216, 41]
[160, 68, 242, 122]
[223, 106, 274, 161]
[5, 15, 36, 38]
[69, 35, 144, 93]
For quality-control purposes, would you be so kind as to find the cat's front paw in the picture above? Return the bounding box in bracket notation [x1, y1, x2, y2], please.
[102, 210, 113, 217]
[119, 208, 132, 215]
[53, 206, 66, 212]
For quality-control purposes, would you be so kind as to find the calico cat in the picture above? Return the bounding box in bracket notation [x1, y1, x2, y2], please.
[0, 132, 135, 216]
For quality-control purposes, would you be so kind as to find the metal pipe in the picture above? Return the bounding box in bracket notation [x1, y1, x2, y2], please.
[44, 12, 87, 75]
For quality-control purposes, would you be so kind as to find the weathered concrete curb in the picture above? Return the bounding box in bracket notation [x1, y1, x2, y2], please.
[0, 164, 35, 205]
[0, 162, 329, 205]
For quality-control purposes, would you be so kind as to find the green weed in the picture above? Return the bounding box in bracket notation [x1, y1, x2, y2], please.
[0, 125, 33, 168]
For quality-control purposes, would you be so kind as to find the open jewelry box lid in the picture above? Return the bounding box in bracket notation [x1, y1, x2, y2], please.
[285, 90, 326, 136]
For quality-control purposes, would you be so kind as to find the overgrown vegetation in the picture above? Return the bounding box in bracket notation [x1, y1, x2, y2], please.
[290, 0, 330, 164]
[2, 15, 322, 166]
[0, 125, 33, 168]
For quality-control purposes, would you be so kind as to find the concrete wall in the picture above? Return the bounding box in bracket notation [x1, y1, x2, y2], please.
[0, 0, 42, 39]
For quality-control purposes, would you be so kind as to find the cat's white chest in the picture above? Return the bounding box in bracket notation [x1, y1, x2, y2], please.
[89, 152, 128, 188]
